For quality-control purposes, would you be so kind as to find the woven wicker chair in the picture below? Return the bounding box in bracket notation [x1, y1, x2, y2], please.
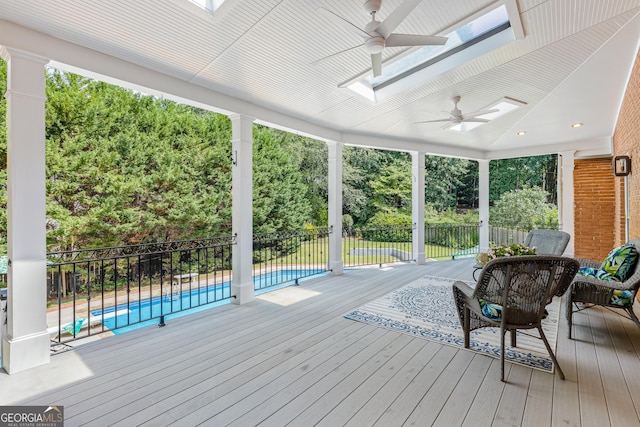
[452, 256, 579, 381]
[567, 239, 640, 339]
[524, 229, 570, 255]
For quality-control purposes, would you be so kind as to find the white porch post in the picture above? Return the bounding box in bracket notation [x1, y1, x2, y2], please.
[230, 114, 254, 304]
[411, 151, 425, 264]
[327, 141, 343, 275]
[1, 48, 50, 374]
[559, 151, 575, 256]
[478, 159, 490, 252]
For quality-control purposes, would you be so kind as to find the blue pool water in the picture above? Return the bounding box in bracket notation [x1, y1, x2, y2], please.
[93, 269, 324, 334]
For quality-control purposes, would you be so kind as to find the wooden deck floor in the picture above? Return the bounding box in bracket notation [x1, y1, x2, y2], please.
[1, 258, 640, 426]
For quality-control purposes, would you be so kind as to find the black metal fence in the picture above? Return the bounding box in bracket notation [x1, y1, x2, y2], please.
[47, 236, 235, 344]
[425, 223, 480, 259]
[252, 227, 330, 290]
[488, 226, 530, 246]
[343, 226, 414, 268]
[45, 222, 526, 344]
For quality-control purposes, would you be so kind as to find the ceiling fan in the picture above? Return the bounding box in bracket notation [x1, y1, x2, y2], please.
[315, 0, 448, 77]
[415, 96, 499, 126]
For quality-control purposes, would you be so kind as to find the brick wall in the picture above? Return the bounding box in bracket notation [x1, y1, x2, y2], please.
[573, 47, 640, 259]
[613, 47, 640, 244]
[573, 158, 616, 259]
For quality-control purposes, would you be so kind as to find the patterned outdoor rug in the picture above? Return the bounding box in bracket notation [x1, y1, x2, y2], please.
[344, 275, 560, 373]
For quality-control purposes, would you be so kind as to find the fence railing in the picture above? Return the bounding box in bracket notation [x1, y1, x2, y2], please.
[425, 223, 479, 259]
[47, 236, 235, 345]
[252, 228, 330, 291]
[488, 226, 530, 246]
[45, 222, 524, 344]
[343, 226, 414, 268]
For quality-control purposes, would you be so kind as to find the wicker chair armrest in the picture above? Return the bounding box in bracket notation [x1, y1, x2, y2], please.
[574, 258, 601, 269]
[453, 280, 475, 298]
[452, 281, 482, 315]
[571, 275, 630, 291]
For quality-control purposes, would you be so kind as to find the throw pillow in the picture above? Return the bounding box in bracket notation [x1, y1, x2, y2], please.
[599, 243, 639, 281]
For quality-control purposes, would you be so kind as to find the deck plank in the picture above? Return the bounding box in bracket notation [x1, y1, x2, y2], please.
[604, 309, 640, 423]
[574, 308, 611, 427]
[342, 341, 444, 427]
[313, 338, 428, 426]
[589, 308, 640, 427]
[552, 298, 581, 427]
[224, 328, 399, 427]
[492, 364, 531, 426]
[522, 369, 554, 427]
[431, 354, 493, 427]
[370, 345, 459, 426]
[403, 349, 476, 426]
[460, 359, 509, 427]
[1, 259, 639, 426]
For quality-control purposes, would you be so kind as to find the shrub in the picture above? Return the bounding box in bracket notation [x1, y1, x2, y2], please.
[490, 187, 558, 230]
[362, 211, 412, 242]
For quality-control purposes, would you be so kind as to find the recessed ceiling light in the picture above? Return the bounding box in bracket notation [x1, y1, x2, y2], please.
[571, 122, 583, 128]
[517, 131, 526, 136]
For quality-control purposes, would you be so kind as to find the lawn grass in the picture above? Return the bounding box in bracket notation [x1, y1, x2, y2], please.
[257, 237, 458, 267]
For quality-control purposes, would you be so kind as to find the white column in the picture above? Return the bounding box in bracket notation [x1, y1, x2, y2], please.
[478, 160, 490, 252]
[327, 141, 343, 275]
[559, 151, 575, 256]
[411, 152, 426, 264]
[1, 48, 50, 374]
[230, 114, 254, 304]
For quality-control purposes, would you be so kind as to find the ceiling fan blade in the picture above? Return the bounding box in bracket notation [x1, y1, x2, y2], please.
[386, 34, 448, 47]
[462, 108, 499, 119]
[310, 44, 364, 64]
[414, 119, 451, 124]
[371, 52, 382, 77]
[317, 7, 371, 38]
[376, 0, 422, 39]
[461, 118, 490, 123]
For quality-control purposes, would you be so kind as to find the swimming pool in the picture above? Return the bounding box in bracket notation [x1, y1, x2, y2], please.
[93, 269, 325, 333]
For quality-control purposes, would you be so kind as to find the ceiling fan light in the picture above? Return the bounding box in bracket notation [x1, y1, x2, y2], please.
[571, 122, 583, 128]
[365, 37, 385, 54]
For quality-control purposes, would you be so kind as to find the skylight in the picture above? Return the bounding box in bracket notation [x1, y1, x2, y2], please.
[343, 1, 524, 103]
[188, 0, 226, 13]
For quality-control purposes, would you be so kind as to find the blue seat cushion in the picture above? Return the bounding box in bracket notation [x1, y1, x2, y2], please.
[478, 299, 548, 321]
[479, 299, 502, 320]
[576, 268, 635, 306]
[577, 267, 620, 282]
[611, 290, 635, 307]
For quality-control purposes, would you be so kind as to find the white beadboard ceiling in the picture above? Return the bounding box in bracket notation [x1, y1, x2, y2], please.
[1, 0, 640, 160]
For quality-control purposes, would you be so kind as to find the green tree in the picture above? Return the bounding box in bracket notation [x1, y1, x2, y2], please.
[287, 134, 327, 226]
[369, 155, 412, 215]
[424, 155, 472, 211]
[342, 146, 389, 225]
[42, 70, 312, 249]
[45, 73, 235, 249]
[490, 187, 558, 230]
[489, 155, 557, 203]
[252, 126, 311, 233]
